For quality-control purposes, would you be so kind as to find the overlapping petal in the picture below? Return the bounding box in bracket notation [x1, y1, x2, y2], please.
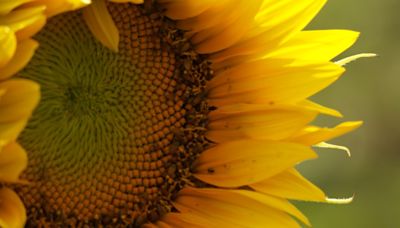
[251, 168, 326, 202]
[173, 187, 304, 227]
[29, 0, 91, 17]
[0, 26, 16, 68]
[208, 61, 345, 106]
[0, 39, 38, 80]
[0, 188, 26, 228]
[207, 104, 317, 142]
[194, 140, 317, 187]
[0, 142, 27, 183]
[291, 121, 363, 145]
[83, 0, 119, 52]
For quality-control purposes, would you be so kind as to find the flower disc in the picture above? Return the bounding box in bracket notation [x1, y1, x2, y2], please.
[16, 3, 210, 226]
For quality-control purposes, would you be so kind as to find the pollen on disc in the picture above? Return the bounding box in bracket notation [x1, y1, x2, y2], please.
[16, 2, 211, 227]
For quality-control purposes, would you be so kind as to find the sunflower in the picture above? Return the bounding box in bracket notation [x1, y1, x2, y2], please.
[0, 0, 370, 227]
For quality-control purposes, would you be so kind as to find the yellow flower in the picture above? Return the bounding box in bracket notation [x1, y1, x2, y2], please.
[0, 0, 371, 227]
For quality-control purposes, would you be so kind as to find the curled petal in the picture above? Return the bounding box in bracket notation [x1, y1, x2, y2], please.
[174, 187, 303, 227]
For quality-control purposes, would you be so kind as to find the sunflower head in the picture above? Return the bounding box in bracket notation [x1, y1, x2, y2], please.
[0, 0, 368, 227]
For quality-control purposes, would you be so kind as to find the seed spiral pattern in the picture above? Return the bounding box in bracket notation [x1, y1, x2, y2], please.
[16, 2, 211, 226]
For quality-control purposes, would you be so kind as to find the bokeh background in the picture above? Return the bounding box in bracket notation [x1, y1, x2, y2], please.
[297, 0, 400, 227]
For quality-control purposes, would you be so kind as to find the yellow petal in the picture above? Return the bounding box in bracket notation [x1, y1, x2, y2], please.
[188, 0, 253, 45]
[291, 121, 363, 145]
[162, 0, 215, 20]
[210, 0, 326, 63]
[142, 223, 158, 228]
[234, 190, 310, 226]
[194, 140, 317, 187]
[143, 222, 172, 228]
[0, 79, 40, 122]
[0, 6, 46, 40]
[83, 0, 119, 52]
[14, 14, 46, 41]
[194, 1, 263, 53]
[255, 0, 325, 28]
[0, 26, 16, 68]
[175, 1, 235, 33]
[297, 100, 343, 118]
[29, 0, 91, 17]
[0, 188, 26, 228]
[0, 0, 33, 15]
[209, 62, 342, 98]
[109, 0, 143, 3]
[174, 187, 301, 228]
[0, 142, 27, 183]
[155, 221, 172, 228]
[208, 62, 344, 107]
[0, 39, 38, 80]
[211, 53, 261, 71]
[207, 105, 317, 142]
[162, 212, 216, 228]
[251, 168, 326, 202]
[266, 30, 360, 61]
[208, 58, 293, 89]
[0, 119, 28, 143]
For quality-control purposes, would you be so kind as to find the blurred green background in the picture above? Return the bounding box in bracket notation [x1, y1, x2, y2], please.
[297, 0, 400, 227]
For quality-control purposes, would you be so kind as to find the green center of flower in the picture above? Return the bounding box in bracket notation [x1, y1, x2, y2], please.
[16, 3, 211, 226]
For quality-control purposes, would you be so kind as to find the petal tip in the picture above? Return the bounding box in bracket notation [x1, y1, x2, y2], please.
[325, 195, 354, 204]
[336, 53, 377, 66]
